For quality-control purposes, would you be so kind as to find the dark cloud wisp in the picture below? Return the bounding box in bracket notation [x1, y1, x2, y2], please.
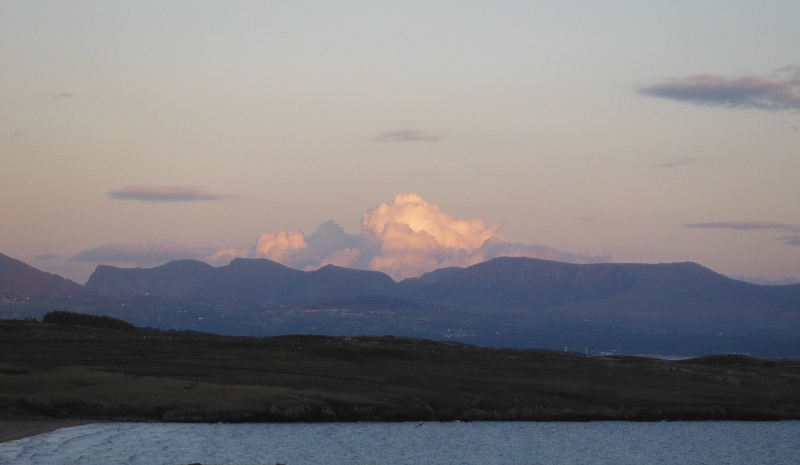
[71, 242, 217, 265]
[684, 221, 797, 231]
[781, 235, 800, 246]
[639, 68, 800, 111]
[685, 221, 800, 247]
[653, 158, 695, 168]
[34, 253, 59, 261]
[371, 129, 443, 143]
[108, 185, 236, 202]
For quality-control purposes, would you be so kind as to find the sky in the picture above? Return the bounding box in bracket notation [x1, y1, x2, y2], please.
[1, 1, 799, 284]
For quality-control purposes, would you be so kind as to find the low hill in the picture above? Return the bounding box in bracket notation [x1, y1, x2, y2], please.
[1, 318, 798, 422]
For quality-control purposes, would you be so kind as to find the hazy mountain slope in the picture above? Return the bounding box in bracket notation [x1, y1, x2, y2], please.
[398, 257, 641, 309]
[84, 255, 800, 322]
[400, 266, 463, 286]
[198, 258, 306, 301]
[300, 264, 399, 301]
[86, 258, 399, 303]
[200, 259, 398, 302]
[400, 257, 800, 315]
[0, 252, 83, 297]
[85, 259, 215, 298]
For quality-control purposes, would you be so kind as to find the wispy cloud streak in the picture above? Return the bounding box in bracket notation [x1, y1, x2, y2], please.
[33, 92, 76, 100]
[108, 185, 236, 202]
[34, 253, 59, 261]
[781, 235, 800, 246]
[685, 221, 800, 247]
[684, 221, 797, 231]
[71, 242, 218, 265]
[653, 158, 695, 168]
[639, 67, 800, 111]
[371, 129, 443, 142]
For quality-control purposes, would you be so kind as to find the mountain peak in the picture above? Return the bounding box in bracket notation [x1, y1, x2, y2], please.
[306, 220, 360, 258]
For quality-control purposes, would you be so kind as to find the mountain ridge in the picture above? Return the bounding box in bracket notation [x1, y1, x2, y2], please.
[81, 255, 800, 310]
[3, 252, 800, 356]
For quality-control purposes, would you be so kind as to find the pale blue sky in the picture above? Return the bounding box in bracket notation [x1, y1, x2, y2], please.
[1, 1, 799, 283]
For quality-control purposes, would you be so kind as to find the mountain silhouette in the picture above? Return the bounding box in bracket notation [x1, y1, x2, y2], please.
[3, 251, 799, 355]
[0, 252, 83, 298]
[87, 257, 398, 303]
[83, 255, 800, 327]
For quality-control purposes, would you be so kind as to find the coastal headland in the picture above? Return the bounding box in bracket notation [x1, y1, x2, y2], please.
[1, 318, 799, 424]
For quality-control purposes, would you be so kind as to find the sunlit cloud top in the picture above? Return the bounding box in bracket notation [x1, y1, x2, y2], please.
[250, 193, 607, 280]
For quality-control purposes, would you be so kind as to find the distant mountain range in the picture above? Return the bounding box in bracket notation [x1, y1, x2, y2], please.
[86, 256, 800, 329]
[2, 251, 799, 356]
[86, 258, 399, 303]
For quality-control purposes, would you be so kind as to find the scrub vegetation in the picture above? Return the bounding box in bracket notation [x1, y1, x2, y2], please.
[1, 316, 799, 423]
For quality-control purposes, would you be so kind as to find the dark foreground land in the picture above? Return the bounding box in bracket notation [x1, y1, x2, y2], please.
[0, 420, 96, 443]
[1, 319, 799, 423]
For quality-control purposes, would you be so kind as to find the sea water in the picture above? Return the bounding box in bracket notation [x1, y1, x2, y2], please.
[1, 421, 798, 465]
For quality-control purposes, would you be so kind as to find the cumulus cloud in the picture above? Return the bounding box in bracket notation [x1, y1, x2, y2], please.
[364, 194, 499, 250]
[470, 237, 609, 266]
[360, 193, 502, 278]
[639, 67, 800, 111]
[250, 193, 607, 280]
[371, 129, 443, 142]
[108, 185, 236, 202]
[684, 221, 797, 231]
[254, 231, 308, 263]
[77, 194, 606, 278]
[208, 247, 251, 265]
[308, 248, 361, 270]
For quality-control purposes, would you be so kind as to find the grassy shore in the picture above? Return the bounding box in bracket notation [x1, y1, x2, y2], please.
[1, 319, 799, 422]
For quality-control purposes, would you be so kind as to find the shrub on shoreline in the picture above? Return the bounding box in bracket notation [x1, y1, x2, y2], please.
[42, 310, 136, 331]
